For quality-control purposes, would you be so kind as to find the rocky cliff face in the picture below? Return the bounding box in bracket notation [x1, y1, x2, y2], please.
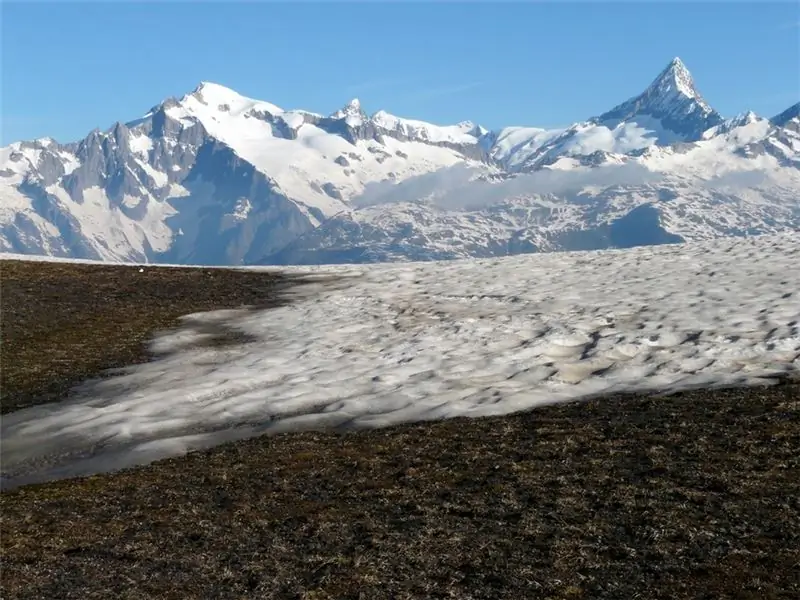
[595, 58, 724, 139]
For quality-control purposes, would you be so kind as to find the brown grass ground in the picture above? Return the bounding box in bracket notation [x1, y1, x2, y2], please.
[0, 259, 295, 414]
[1, 258, 799, 600]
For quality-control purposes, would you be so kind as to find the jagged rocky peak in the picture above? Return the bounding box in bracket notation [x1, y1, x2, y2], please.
[453, 120, 485, 137]
[742, 110, 759, 121]
[128, 97, 181, 129]
[331, 98, 367, 122]
[771, 102, 800, 127]
[365, 110, 487, 151]
[343, 98, 362, 111]
[596, 56, 723, 139]
[470, 124, 490, 137]
[160, 96, 182, 111]
[75, 128, 105, 154]
[620, 57, 710, 112]
[321, 98, 377, 143]
[649, 57, 699, 100]
[110, 121, 131, 145]
[33, 137, 58, 149]
[702, 110, 765, 139]
[729, 110, 763, 128]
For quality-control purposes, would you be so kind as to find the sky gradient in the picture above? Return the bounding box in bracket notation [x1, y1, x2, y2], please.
[2, 1, 799, 145]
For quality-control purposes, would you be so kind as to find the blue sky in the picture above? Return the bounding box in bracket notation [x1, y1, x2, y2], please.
[2, 1, 798, 145]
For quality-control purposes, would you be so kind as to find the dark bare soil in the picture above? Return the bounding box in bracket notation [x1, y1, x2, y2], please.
[1, 258, 799, 600]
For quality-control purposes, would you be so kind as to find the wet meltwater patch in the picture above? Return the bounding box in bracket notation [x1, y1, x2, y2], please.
[3, 234, 799, 487]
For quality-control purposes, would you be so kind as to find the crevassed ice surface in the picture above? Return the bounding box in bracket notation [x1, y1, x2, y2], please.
[2, 233, 799, 487]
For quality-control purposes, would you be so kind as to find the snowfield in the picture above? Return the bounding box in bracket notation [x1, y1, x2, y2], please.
[2, 233, 799, 487]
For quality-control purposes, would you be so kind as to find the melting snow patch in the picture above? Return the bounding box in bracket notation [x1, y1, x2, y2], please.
[138, 161, 168, 188]
[2, 234, 799, 487]
[128, 134, 153, 157]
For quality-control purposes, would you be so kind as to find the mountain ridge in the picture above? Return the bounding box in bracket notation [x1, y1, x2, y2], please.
[595, 57, 723, 139]
[2, 57, 798, 265]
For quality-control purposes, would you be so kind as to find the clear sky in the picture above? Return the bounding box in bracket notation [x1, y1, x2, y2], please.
[2, 1, 798, 145]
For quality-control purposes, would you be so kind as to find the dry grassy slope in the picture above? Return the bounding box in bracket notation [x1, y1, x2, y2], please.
[1, 259, 799, 600]
[0, 260, 294, 414]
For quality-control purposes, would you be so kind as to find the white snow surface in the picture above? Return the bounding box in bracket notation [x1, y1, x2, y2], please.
[490, 126, 567, 166]
[156, 84, 477, 218]
[372, 110, 480, 145]
[2, 233, 799, 488]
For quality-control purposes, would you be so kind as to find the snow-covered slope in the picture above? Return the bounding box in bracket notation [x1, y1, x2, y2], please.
[0, 83, 486, 264]
[3, 233, 799, 487]
[596, 57, 723, 140]
[1, 58, 798, 265]
[493, 58, 726, 173]
[267, 177, 799, 265]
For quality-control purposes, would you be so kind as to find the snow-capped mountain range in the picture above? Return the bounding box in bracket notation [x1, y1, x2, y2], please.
[2, 57, 798, 264]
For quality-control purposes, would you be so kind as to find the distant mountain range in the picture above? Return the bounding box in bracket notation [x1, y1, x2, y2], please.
[2, 57, 798, 264]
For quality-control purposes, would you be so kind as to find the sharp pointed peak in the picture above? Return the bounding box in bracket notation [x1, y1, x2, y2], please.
[661, 57, 689, 74]
[649, 56, 697, 97]
[594, 56, 722, 138]
[728, 109, 761, 123]
[471, 124, 490, 137]
[330, 98, 367, 120]
[701, 109, 767, 139]
[341, 98, 364, 113]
